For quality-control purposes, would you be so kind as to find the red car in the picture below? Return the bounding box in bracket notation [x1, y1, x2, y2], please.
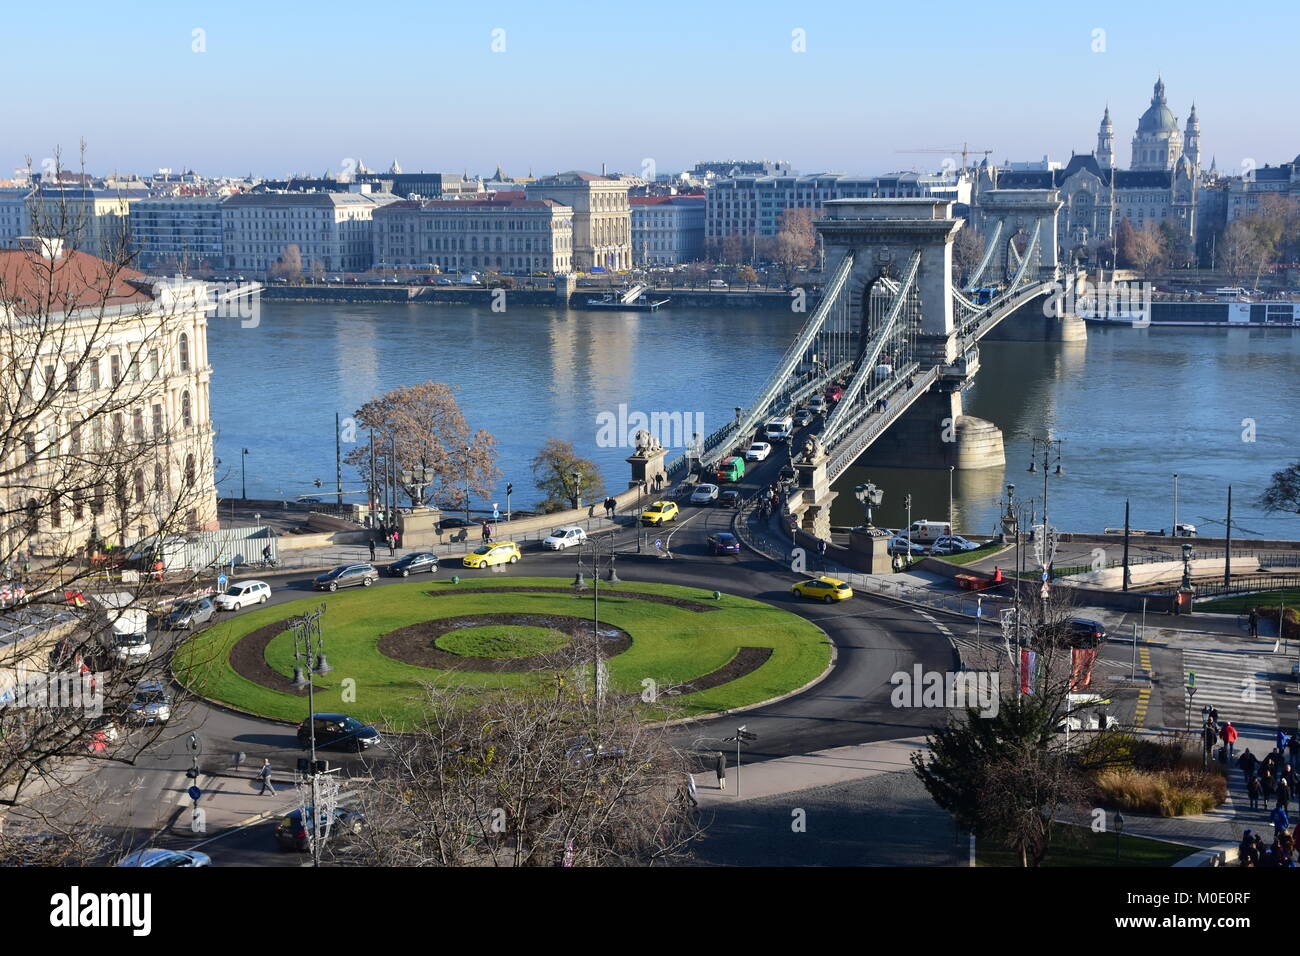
[825, 385, 844, 403]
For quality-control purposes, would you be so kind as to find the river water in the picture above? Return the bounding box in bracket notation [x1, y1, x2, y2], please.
[208, 302, 1300, 539]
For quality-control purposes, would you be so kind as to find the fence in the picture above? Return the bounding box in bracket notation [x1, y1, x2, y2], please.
[1191, 574, 1300, 601]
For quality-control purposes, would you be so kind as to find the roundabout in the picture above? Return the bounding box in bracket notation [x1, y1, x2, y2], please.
[175, 577, 832, 727]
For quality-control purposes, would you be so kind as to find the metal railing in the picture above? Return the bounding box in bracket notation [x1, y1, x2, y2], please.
[1190, 574, 1300, 601]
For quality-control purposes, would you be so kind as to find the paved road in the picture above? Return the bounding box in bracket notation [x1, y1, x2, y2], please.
[21, 440, 963, 864]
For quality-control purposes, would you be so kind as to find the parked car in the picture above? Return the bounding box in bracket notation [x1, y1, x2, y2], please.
[928, 535, 980, 556]
[690, 483, 720, 505]
[213, 580, 271, 610]
[127, 680, 172, 725]
[791, 576, 854, 603]
[275, 806, 365, 852]
[116, 848, 211, 867]
[313, 563, 378, 591]
[296, 713, 382, 752]
[640, 501, 679, 526]
[745, 442, 772, 461]
[386, 552, 438, 577]
[708, 532, 742, 556]
[542, 526, 588, 550]
[719, 489, 741, 509]
[463, 542, 521, 568]
[163, 596, 214, 630]
[887, 534, 927, 556]
[438, 516, 482, 532]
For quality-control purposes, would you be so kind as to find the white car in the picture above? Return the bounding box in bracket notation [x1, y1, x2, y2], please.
[543, 526, 588, 550]
[214, 580, 271, 611]
[690, 483, 720, 505]
[745, 442, 772, 461]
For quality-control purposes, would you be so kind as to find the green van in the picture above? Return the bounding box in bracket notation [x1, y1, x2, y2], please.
[715, 456, 745, 483]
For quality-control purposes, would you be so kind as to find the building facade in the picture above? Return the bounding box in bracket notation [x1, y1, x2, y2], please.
[976, 78, 1203, 264]
[128, 196, 225, 271]
[0, 188, 33, 247]
[630, 195, 705, 265]
[705, 171, 969, 242]
[221, 189, 397, 273]
[526, 172, 631, 271]
[372, 197, 574, 274]
[1225, 156, 1300, 223]
[0, 240, 219, 555]
[27, 187, 138, 258]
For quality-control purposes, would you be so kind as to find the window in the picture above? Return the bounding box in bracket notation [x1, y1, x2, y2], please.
[152, 404, 163, 438]
[148, 348, 159, 378]
[179, 333, 190, 372]
[113, 413, 125, 440]
[133, 408, 144, 441]
[50, 493, 62, 527]
[184, 454, 195, 488]
[181, 391, 192, 428]
[88, 360, 100, 391]
[23, 432, 36, 463]
[70, 423, 81, 454]
[111, 354, 122, 385]
[133, 469, 145, 504]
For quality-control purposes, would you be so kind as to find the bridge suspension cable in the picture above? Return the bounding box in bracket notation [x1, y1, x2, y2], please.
[961, 218, 1002, 292]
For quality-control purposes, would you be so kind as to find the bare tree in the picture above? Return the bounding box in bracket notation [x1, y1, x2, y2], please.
[339, 672, 700, 867]
[772, 208, 815, 286]
[0, 148, 217, 860]
[270, 243, 303, 280]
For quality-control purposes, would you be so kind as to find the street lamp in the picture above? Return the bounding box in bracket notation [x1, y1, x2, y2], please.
[463, 445, 472, 522]
[241, 448, 249, 500]
[947, 465, 955, 529]
[1172, 473, 1180, 535]
[854, 481, 883, 528]
[289, 603, 330, 868]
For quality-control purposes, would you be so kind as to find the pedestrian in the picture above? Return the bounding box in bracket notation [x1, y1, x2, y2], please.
[1286, 764, 1297, 792]
[1220, 721, 1239, 760]
[1207, 705, 1220, 726]
[1272, 805, 1291, 835]
[1278, 729, 1290, 754]
[1289, 735, 1300, 767]
[1239, 747, 1258, 779]
[482, 521, 490, 544]
[1249, 608, 1259, 637]
[1248, 773, 1262, 810]
[683, 772, 698, 808]
[1240, 830, 1257, 866]
[1278, 776, 1291, 812]
[258, 758, 274, 796]
[368, 538, 376, 561]
[715, 750, 726, 791]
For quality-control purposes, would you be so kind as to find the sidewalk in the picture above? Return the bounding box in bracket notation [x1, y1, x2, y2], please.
[695, 737, 930, 803]
[164, 770, 317, 839]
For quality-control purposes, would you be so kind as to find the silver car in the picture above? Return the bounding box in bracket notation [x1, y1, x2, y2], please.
[690, 483, 720, 505]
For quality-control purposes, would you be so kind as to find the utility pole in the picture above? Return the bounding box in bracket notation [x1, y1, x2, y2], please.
[1122, 498, 1131, 592]
[335, 412, 343, 507]
[1224, 484, 1233, 587]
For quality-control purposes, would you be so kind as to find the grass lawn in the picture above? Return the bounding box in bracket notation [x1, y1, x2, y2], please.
[435, 625, 569, 658]
[976, 824, 1191, 867]
[937, 542, 1010, 567]
[174, 577, 831, 727]
[1198, 589, 1300, 614]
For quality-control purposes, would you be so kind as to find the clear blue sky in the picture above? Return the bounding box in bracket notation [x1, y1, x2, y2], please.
[7, 0, 1296, 179]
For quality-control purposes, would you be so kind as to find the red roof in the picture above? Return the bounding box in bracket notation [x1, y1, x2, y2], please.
[0, 248, 151, 314]
[630, 194, 705, 206]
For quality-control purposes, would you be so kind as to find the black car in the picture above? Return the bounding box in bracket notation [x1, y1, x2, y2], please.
[312, 563, 377, 591]
[1054, 618, 1108, 649]
[275, 806, 365, 851]
[387, 552, 438, 577]
[163, 597, 215, 630]
[708, 532, 742, 556]
[437, 516, 482, 532]
[297, 713, 381, 752]
[719, 489, 741, 509]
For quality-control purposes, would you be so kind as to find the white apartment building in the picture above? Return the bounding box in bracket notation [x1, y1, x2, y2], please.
[630, 195, 705, 265]
[0, 188, 33, 247]
[0, 240, 219, 554]
[705, 171, 970, 242]
[221, 189, 398, 273]
[373, 197, 575, 275]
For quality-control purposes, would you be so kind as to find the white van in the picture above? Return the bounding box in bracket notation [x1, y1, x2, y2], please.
[764, 416, 794, 442]
[906, 519, 953, 545]
[93, 591, 152, 664]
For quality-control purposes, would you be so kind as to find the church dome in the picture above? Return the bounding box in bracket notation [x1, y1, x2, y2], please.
[1137, 77, 1179, 133]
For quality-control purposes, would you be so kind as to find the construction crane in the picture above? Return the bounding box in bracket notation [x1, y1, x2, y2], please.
[896, 143, 994, 171]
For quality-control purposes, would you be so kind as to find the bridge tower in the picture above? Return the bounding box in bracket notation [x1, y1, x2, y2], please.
[815, 198, 1004, 473]
[965, 189, 1062, 282]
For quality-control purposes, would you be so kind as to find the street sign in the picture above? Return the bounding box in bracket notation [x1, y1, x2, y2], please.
[187, 785, 202, 802]
[1040, 583, 1050, 600]
[654, 539, 662, 549]
[493, 503, 500, 521]
[216, 573, 228, 591]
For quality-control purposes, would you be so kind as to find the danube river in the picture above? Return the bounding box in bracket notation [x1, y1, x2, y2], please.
[208, 301, 1300, 539]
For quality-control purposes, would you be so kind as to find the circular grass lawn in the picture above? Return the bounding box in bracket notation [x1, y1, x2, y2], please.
[174, 577, 831, 728]
[435, 624, 570, 659]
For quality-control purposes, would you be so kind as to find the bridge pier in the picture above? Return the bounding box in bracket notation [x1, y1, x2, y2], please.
[854, 388, 1005, 470]
[981, 296, 1088, 342]
[791, 439, 837, 540]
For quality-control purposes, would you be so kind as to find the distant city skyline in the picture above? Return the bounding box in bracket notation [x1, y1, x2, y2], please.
[6, 0, 1298, 180]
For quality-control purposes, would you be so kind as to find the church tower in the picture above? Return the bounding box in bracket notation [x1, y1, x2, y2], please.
[1131, 76, 1183, 171]
[1183, 103, 1201, 169]
[1096, 106, 1115, 170]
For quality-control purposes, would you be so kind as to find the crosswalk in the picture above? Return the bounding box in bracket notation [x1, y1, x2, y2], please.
[1180, 647, 1280, 731]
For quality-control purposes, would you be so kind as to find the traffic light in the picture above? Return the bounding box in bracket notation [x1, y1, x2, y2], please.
[314, 479, 322, 487]
[507, 482, 513, 496]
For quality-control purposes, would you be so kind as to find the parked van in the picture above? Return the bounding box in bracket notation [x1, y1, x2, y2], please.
[715, 456, 745, 483]
[764, 416, 794, 442]
[906, 519, 953, 545]
[92, 592, 151, 664]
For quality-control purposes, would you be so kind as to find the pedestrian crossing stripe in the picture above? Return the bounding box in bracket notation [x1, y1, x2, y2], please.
[1179, 648, 1279, 728]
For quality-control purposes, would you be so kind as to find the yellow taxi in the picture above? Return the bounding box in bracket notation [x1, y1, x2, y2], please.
[639, 500, 679, 526]
[790, 576, 854, 603]
[462, 542, 522, 568]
